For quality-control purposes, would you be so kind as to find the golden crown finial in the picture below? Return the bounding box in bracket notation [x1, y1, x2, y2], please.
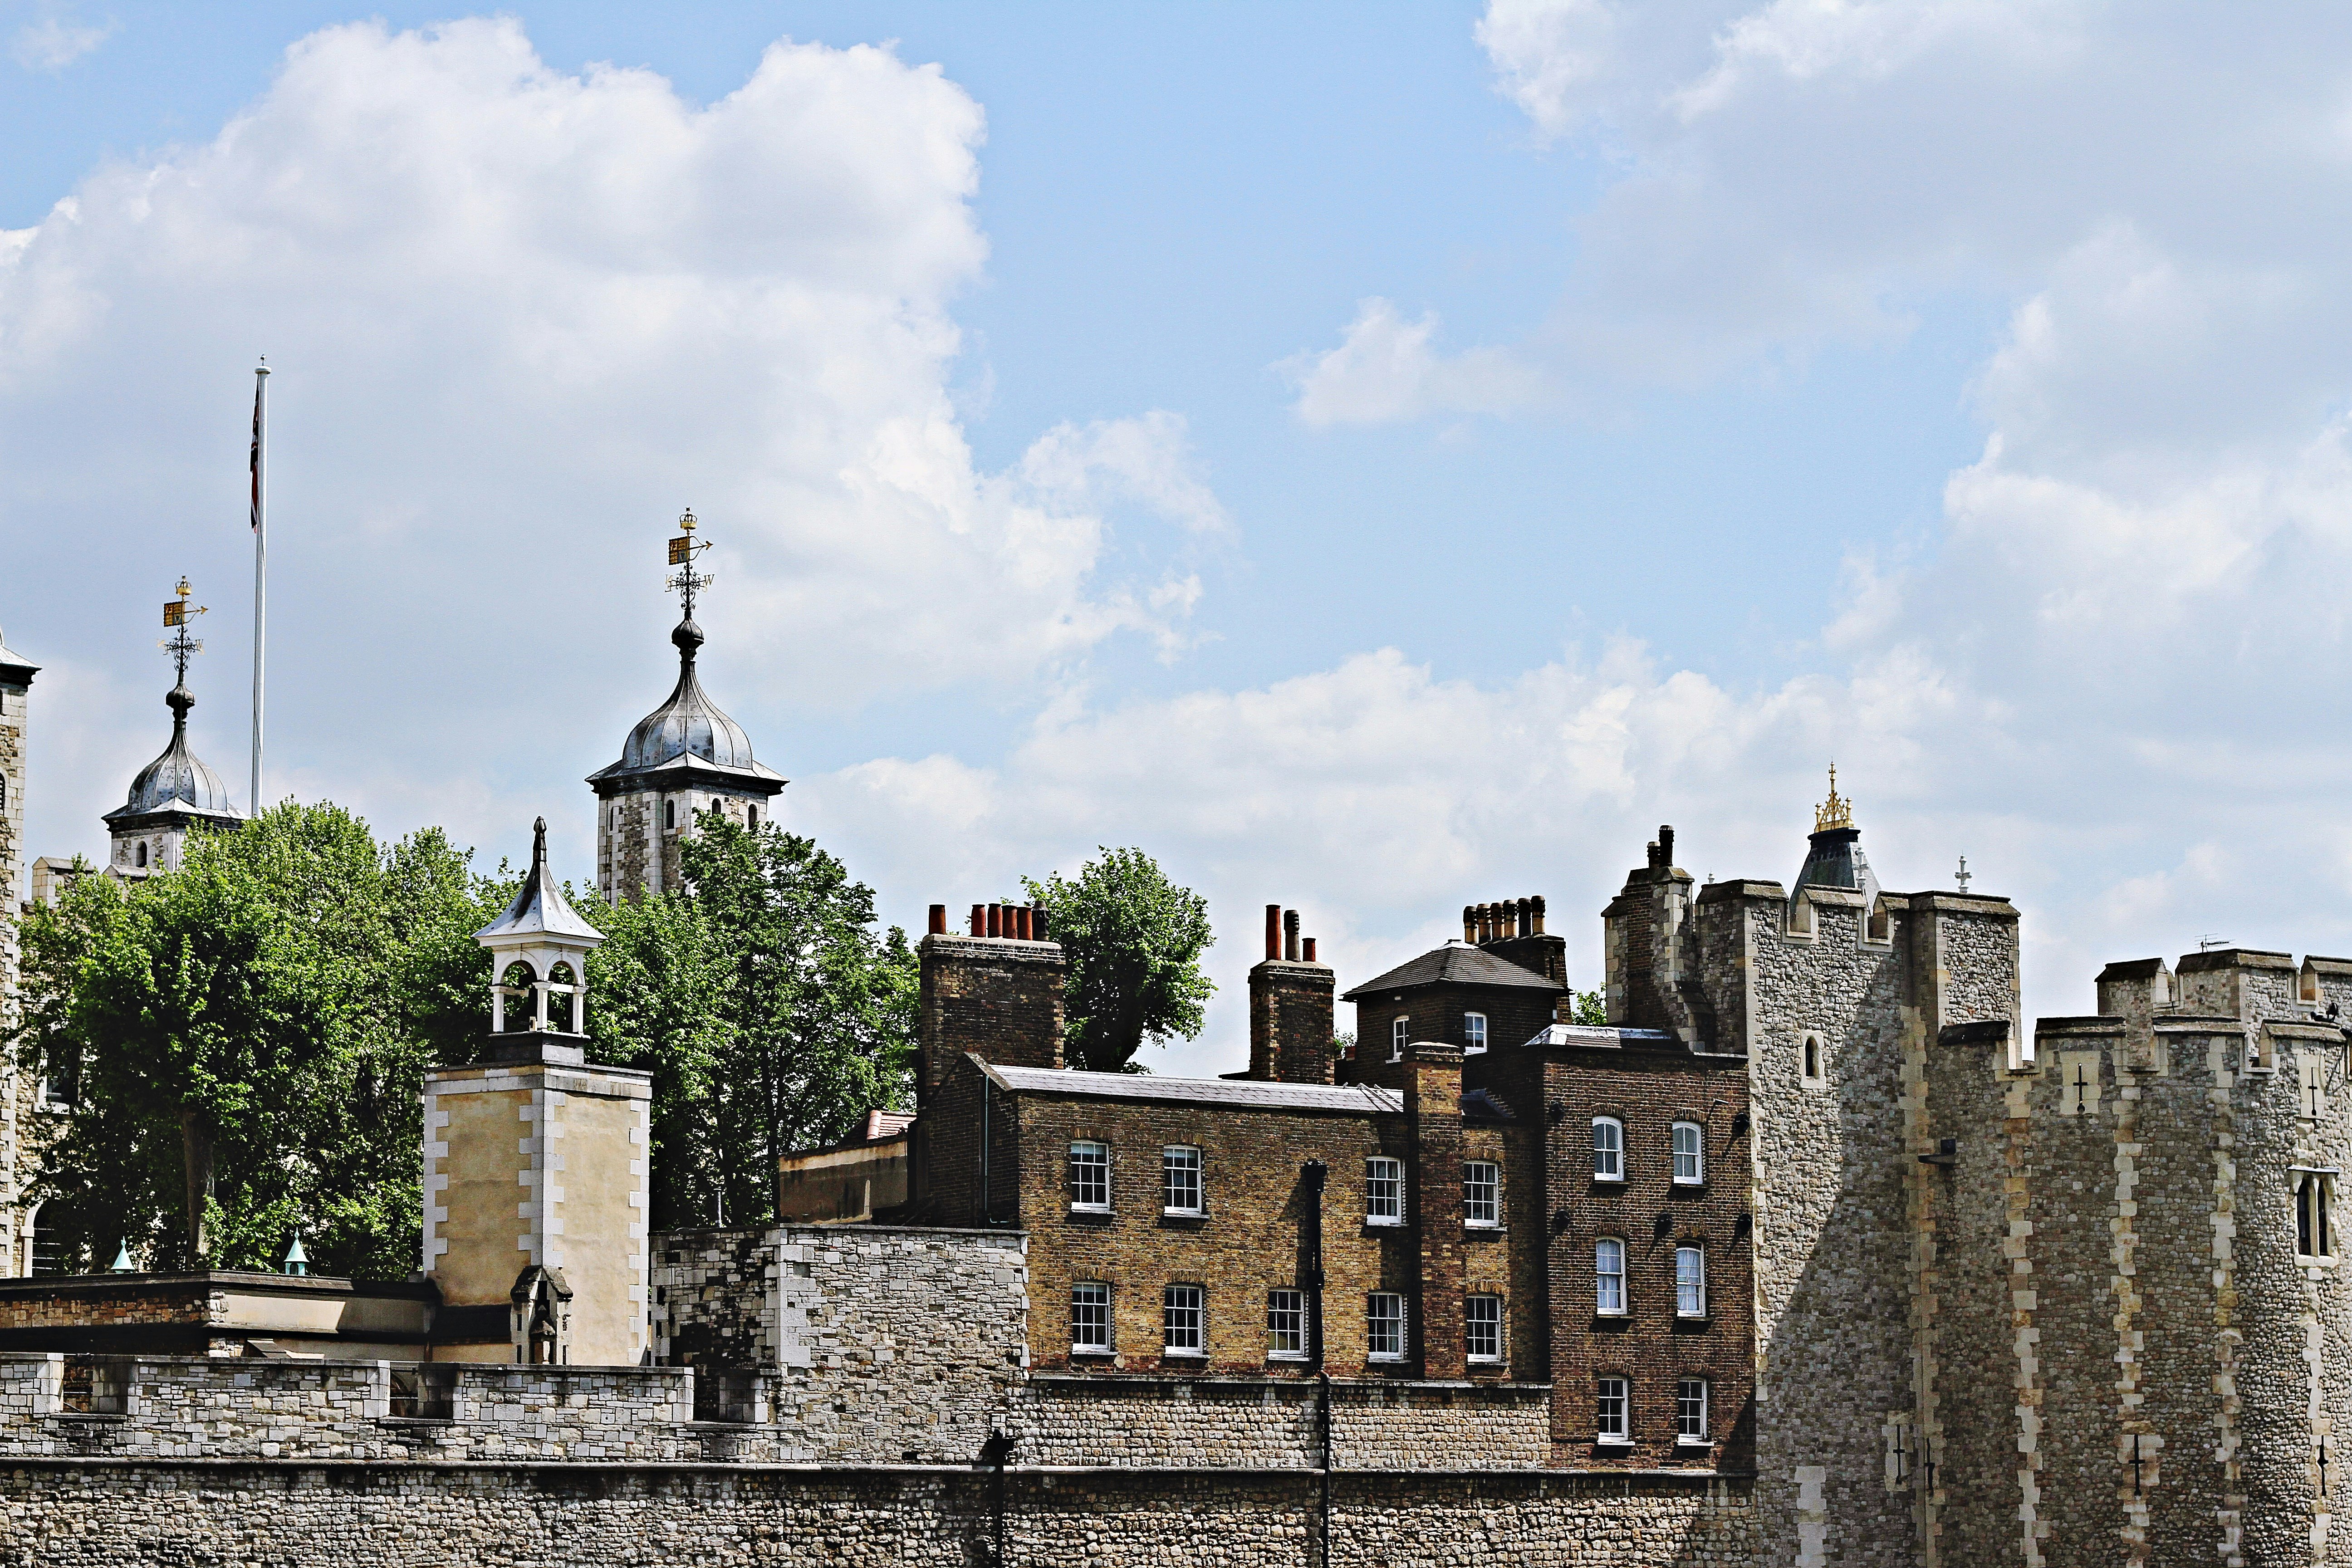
[1814, 762, 1853, 832]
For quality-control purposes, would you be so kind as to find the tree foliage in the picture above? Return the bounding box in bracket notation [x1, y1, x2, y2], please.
[12, 804, 496, 1276]
[1023, 847, 1214, 1073]
[584, 812, 917, 1230]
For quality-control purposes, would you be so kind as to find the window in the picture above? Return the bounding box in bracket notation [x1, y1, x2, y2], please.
[1267, 1289, 1307, 1360]
[664, 799, 676, 830]
[1465, 1294, 1503, 1363]
[1072, 1282, 1111, 1352]
[1367, 1293, 1405, 1361]
[1595, 1239, 1626, 1315]
[1463, 1161, 1499, 1227]
[1676, 1245, 1707, 1316]
[1672, 1123, 1704, 1185]
[1592, 1118, 1624, 1181]
[2300, 1173, 2335, 1260]
[1069, 1141, 1111, 1211]
[1596, 1377, 1630, 1444]
[1390, 1016, 1410, 1062]
[1162, 1285, 1205, 1356]
[1162, 1146, 1204, 1215]
[746, 805, 758, 829]
[1676, 1378, 1710, 1445]
[1802, 1035, 1822, 1082]
[133, 842, 147, 869]
[1463, 1012, 1487, 1053]
[1365, 1157, 1404, 1225]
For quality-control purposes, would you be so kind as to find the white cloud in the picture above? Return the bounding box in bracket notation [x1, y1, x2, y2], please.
[1283, 299, 1547, 427]
[12, 11, 115, 71]
[0, 19, 1215, 872]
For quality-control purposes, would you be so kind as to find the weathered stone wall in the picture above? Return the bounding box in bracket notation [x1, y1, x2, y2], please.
[1016, 1375, 1552, 1469]
[768, 1224, 1029, 1464]
[0, 1461, 1760, 1567]
[0, 1356, 698, 1461]
[1738, 887, 1915, 1568]
[652, 1226, 773, 1369]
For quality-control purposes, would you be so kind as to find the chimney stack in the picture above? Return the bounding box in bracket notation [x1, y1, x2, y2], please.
[1249, 904, 1335, 1085]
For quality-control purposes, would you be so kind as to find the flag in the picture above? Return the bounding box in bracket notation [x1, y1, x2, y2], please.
[250, 382, 263, 532]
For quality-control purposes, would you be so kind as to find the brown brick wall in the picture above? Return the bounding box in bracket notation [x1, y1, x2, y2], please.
[1009, 1094, 1423, 1378]
[1533, 1044, 1753, 1471]
[1352, 982, 1558, 1068]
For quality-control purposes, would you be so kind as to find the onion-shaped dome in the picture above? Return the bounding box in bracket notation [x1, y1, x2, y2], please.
[620, 620, 758, 771]
[103, 684, 241, 826]
[587, 617, 784, 797]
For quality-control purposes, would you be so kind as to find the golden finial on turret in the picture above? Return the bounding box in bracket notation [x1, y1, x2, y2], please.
[1814, 762, 1853, 832]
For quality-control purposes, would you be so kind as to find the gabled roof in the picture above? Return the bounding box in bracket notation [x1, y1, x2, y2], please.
[476, 818, 603, 946]
[1341, 942, 1563, 1000]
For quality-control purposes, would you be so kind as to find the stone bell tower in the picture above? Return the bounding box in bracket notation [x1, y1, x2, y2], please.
[421, 818, 652, 1365]
[586, 510, 784, 902]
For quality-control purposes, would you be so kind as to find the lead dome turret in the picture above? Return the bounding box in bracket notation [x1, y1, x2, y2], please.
[105, 581, 242, 878]
[587, 511, 785, 901]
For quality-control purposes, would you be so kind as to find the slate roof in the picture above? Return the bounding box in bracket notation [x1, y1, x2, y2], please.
[983, 1062, 1402, 1116]
[477, 818, 603, 946]
[1520, 1023, 1677, 1049]
[1341, 942, 1563, 1000]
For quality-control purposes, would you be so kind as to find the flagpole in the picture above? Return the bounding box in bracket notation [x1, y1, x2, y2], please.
[249, 360, 268, 818]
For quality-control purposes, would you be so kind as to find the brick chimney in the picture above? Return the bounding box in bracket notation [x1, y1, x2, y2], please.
[912, 902, 1068, 1226]
[1404, 1040, 1466, 1380]
[1250, 904, 1336, 1084]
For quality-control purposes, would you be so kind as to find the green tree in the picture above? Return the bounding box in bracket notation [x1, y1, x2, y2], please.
[584, 812, 916, 1229]
[1567, 989, 1609, 1026]
[12, 803, 496, 1276]
[1023, 847, 1214, 1073]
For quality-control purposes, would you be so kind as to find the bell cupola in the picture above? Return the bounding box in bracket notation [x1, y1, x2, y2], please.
[586, 510, 784, 901]
[103, 580, 242, 879]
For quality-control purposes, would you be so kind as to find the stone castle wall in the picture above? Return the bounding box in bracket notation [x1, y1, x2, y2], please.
[0, 1355, 696, 1461]
[0, 1461, 1759, 1567]
[1731, 886, 1917, 1568]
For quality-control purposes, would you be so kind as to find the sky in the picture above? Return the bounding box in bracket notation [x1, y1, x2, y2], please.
[8, 0, 2352, 1076]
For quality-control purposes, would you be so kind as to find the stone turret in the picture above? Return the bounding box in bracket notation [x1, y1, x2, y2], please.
[422, 818, 651, 1365]
[587, 510, 784, 901]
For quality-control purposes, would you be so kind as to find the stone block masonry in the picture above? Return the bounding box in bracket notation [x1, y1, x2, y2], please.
[0, 1461, 1759, 1567]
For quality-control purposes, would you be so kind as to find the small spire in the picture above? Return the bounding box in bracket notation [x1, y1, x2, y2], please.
[532, 815, 548, 871]
[1813, 762, 1853, 832]
[110, 1239, 135, 1273]
[1955, 855, 1971, 893]
[283, 1235, 309, 1276]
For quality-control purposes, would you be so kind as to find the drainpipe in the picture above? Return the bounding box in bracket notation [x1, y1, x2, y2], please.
[1302, 1159, 1330, 1568]
[980, 1073, 992, 1225]
[978, 1431, 1015, 1565]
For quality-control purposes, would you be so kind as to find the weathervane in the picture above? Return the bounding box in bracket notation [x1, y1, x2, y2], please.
[1955, 856, 1971, 894]
[665, 508, 714, 621]
[159, 576, 207, 686]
